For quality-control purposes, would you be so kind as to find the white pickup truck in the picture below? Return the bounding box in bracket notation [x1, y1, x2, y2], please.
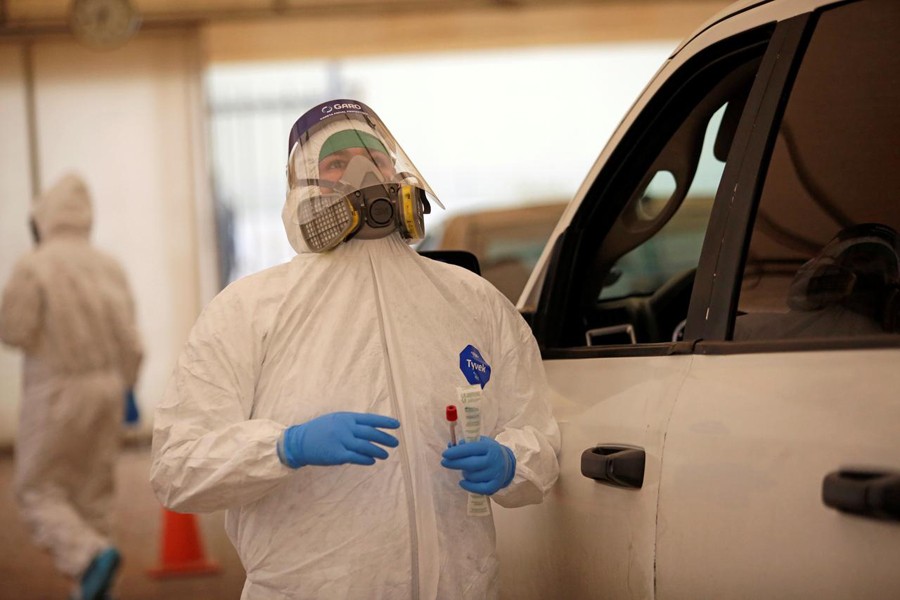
[494, 0, 900, 598]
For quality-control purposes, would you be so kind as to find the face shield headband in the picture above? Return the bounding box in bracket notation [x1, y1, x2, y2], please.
[285, 100, 443, 253]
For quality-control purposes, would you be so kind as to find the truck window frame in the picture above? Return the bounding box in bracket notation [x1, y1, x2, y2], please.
[533, 21, 798, 359]
[694, 2, 900, 355]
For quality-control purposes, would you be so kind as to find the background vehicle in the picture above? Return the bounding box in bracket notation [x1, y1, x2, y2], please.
[419, 202, 567, 302]
[494, 0, 900, 598]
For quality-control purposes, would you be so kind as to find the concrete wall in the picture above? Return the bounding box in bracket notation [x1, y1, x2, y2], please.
[0, 45, 32, 447]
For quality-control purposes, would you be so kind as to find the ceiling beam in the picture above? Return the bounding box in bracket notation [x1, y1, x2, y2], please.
[0, 0, 732, 60]
[203, 1, 731, 63]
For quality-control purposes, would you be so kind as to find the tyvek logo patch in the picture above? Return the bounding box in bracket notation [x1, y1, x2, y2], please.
[459, 345, 491, 388]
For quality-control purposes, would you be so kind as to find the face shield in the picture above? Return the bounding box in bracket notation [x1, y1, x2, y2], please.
[284, 100, 443, 253]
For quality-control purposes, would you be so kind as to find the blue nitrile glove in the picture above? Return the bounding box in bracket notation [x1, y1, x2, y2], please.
[277, 412, 401, 469]
[441, 436, 516, 495]
[123, 389, 140, 425]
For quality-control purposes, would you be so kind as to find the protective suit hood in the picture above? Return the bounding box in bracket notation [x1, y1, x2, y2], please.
[31, 174, 93, 242]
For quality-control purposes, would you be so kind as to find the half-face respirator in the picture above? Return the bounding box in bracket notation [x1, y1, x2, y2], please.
[292, 155, 432, 253]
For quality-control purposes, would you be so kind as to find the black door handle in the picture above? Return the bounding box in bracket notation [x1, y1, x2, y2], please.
[581, 445, 645, 489]
[822, 468, 900, 522]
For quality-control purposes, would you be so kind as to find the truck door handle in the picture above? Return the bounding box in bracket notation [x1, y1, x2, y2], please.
[581, 445, 645, 489]
[822, 468, 900, 522]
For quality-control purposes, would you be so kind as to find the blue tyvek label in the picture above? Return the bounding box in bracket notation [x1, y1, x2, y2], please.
[459, 344, 491, 388]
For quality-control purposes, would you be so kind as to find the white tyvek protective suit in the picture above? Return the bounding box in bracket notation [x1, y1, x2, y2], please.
[151, 109, 560, 600]
[0, 174, 143, 578]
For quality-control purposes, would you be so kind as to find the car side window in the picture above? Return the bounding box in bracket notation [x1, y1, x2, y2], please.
[599, 105, 724, 304]
[538, 29, 772, 352]
[733, 0, 900, 342]
[587, 105, 729, 346]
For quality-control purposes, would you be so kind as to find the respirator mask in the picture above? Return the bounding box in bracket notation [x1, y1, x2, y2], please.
[285, 100, 443, 253]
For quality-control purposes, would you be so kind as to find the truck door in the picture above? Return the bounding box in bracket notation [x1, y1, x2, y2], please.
[494, 22, 778, 600]
[659, 2, 900, 597]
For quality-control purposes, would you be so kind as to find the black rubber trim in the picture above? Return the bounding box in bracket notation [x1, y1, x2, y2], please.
[541, 341, 696, 360]
[529, 229, 575, 347]
[695, 335, 900, 355]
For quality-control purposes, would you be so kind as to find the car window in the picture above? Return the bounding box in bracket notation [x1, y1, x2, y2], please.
[536, 28, 772, 351]
[599, 104, 724, 303]
[732, 0, 900, 342]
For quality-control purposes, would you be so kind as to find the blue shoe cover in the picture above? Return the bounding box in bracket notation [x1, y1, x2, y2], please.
[79, 547, 121, 600]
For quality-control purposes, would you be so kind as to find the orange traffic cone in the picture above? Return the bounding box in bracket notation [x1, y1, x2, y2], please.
[147, 508, 220, 578]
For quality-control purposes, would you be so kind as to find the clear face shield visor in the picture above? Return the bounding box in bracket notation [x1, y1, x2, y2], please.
[286, 108, 443, 253]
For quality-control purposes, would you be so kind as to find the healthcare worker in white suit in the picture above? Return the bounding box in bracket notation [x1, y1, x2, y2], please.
[0, 173, 143, 600]
[150, 99, 560, 600]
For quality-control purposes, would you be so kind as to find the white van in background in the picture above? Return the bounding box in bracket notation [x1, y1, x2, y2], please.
[494, 0, 900, 598]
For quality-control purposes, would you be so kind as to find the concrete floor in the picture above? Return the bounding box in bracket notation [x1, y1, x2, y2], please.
[0, 443, 246, 599]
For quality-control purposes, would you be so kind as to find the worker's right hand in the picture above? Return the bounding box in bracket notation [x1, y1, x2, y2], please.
[277, 412, 401, 469]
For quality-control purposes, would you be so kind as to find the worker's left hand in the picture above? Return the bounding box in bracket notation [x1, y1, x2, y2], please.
[441, 436, 516, 495]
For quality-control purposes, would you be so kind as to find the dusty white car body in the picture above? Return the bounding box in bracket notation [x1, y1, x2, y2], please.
[496, 0, 900, 598]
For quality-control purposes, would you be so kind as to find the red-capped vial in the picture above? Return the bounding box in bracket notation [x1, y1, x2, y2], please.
[446, 405, 458, 446]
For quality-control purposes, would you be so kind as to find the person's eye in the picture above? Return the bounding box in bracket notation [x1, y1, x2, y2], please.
[322, 159, 346, 172]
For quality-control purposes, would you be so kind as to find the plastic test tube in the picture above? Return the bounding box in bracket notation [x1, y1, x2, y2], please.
[446, 405, 458, 446]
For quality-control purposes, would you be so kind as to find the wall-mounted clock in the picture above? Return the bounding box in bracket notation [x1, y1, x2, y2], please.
[70, 0, 142, 50]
